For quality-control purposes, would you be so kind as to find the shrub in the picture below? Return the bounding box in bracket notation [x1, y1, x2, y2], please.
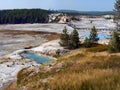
[60, 27, 80, 49]
[89, 26, 99, 43]
[108, 31, 120, 53]
[59, 26, 69, 47]
[68, 29, 80, 49]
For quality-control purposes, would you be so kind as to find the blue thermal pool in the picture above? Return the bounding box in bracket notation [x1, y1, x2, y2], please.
[81, 32, 111, 40]
[21, 52, 52, 64]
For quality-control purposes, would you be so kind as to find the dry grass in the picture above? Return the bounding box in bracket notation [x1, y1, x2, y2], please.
[8, 46, 120, 90]
[0, 30, 54, 35]
[0, 29, 60, 41]
[48, 69, 120, 90]
[86, 44, 108, 52]
[4, 82, 17, 90]
[42, 33, 60, 40]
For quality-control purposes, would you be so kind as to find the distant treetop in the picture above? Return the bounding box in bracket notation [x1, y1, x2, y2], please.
[0, 9, 52, 24]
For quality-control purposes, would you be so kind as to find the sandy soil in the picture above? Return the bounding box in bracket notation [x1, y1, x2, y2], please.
[0, 23, 73, 33]
[0, 29, 61, 89]
[0, 30, 60, 59]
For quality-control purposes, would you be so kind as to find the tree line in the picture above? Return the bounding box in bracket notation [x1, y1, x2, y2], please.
[60, 26, 98, 49]
[60, 27, 80, 49]
[60, 26, 120, 53]
[0, 9, 51, 24]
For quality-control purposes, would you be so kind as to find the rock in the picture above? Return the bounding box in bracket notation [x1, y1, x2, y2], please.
[41, 78, 48, 84]
[55, 62, 64, 68]
[56, 69, 61, 72]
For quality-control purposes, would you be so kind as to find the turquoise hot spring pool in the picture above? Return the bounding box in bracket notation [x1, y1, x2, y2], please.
[21, 52, 52, 64]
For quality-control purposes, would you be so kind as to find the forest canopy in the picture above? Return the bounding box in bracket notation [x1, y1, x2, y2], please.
[0, 9, 51, 24]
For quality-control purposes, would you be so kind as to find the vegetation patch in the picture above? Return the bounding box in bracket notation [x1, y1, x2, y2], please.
[15, 48, 120, 90]
[0, 9, 50, 24]
[86, 44, 108, 52]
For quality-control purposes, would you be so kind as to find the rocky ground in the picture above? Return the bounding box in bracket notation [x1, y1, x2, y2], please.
[0, 23, 111, 47]
[0, 39, 65, 90]
[0, 30, 61, 59]
[0, 24, 73, 33]
[0, 58, 40, 89]
[0, 30, 61, 90]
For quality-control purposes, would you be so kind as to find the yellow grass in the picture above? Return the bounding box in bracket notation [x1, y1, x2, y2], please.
[8, 46, 120, 90]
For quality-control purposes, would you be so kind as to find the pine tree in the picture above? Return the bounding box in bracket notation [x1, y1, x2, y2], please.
[59, 26, 69, 47]
[114, 0, 120, 31]
[115, 0, 120, 12]
[68, 29, 80, 49]
[89, 26, 98, 43]
[108, 31, 120, 52]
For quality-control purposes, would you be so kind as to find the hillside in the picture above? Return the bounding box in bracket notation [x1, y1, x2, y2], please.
[6, 45, 120, 90]
[0, 9, 115, 24]
[58, 10, 114, 16]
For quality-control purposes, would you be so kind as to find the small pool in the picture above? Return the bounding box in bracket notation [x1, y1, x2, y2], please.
[81, 32, 111, 40]
[21, 52, 52, 64]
